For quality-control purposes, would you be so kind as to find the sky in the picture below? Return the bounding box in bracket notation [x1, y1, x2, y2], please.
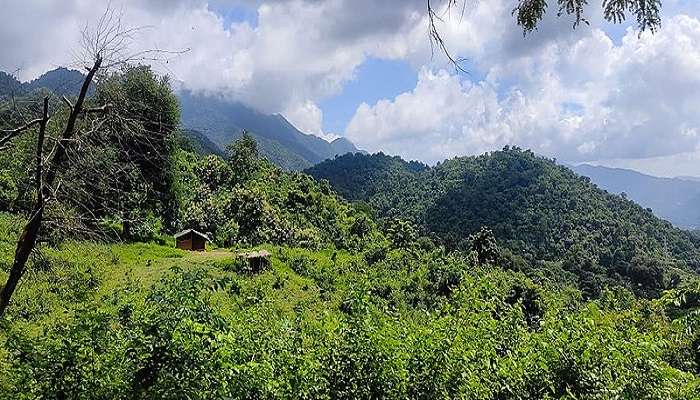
[2, 0, 700, 177]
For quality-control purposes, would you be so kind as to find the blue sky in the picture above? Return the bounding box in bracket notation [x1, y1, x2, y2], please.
[319, 58, 417, 134]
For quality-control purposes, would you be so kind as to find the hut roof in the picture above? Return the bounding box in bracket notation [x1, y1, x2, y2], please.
[174, 229, 211, 241]
[238, 250, 272, 259]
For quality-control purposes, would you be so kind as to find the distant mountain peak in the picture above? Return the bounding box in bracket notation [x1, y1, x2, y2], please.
[0, 67, 88, 97]
[177, 90, 362, 170]
[572, 163, 700, 229]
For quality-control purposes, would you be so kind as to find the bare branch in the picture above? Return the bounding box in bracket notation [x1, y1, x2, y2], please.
[62, 95, 74, 113]
[427, 0, 468, 73]
[0, 118, 43, 150]
[81, 103, 112, 114]
[72, 5, 189, 73]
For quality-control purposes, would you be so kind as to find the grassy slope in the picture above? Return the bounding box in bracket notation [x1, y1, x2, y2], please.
[1, 212, 700, 398]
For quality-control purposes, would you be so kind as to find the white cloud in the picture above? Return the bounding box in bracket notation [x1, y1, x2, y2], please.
[282, 100, 323, 136]
[346, 14, 700, 165]
[3, 0, 700, 173]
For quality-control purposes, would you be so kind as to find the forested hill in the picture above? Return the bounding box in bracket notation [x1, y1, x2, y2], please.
[307, 148, 700, 297]
[178, 90, 362, 170]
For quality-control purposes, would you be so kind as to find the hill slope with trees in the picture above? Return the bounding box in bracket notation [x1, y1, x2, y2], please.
[308, 149, 700, 298]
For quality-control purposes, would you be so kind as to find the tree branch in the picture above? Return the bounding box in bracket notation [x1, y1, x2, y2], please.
[0, 118, 43, 150]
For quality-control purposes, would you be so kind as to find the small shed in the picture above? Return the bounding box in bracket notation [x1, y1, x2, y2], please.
[237, 250, 272, 273]
[174, 229, 210, 251]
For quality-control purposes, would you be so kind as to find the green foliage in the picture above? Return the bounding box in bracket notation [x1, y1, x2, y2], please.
[88, 64, 181, 234]
[175, 135, 382, 251]
[468, 226, 500, 264]
[1, 235, 699, 398]
[385, 219, 419, 250]
[309, 149, 700, 298]
[0, 170, 17, 211]
[226, 130, 260, 182]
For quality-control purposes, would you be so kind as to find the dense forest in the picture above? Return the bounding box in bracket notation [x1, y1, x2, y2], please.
[1, 64, 700, 398]
[308, 152, 700, 298]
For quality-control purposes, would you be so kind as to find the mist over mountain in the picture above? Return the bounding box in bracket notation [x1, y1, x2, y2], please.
[0, 68, 363, 170]
[178, 90, 362, 170]
[571, 164, 700, 229]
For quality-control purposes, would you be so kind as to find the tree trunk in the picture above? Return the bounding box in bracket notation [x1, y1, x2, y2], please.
[0, 208, 44, 316]
[0, 97, 48, 317]
[0, 56, 101, 318]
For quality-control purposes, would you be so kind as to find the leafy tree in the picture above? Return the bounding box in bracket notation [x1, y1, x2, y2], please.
[385, 219, 419, 250]
[226, 130, 260, 182]
[468, 226, 500, 264]
[88, 64, 181, 237]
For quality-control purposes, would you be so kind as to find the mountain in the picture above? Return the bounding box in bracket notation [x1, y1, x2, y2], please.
[0, 68, 362, 170]
[0, 68, 88, 98]
[177, 128, 225, 157]
[571, 164, 700, 229]
[177, 90, 362, 170]
[307, 148, 700, 297]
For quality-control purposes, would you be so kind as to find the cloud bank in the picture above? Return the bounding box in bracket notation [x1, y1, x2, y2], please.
[2, 0, 700, 173]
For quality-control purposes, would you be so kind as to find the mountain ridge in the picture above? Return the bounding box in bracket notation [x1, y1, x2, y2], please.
[571, 163, 700, 229]
[0, 68, 91, 98]
[177, 89, 363, 169]
[0, 68, 363, 170]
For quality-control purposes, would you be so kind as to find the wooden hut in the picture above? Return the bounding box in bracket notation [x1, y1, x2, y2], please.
[174, 229, 210, 251]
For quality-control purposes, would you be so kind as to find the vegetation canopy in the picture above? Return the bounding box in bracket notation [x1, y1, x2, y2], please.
[3, 3, 700, 399]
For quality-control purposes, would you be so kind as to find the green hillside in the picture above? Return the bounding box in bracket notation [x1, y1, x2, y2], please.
[1, 213, 700, 398]
[2, 64, 700, 399]
[178, 128, 226, 157]
[307, 149, 700, 298]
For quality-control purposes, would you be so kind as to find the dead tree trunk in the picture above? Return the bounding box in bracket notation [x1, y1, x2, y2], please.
[0, 56, 102, 318]
[0, 97, 49, 317]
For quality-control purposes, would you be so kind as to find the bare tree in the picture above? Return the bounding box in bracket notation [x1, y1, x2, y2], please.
[0, 6, 185, 317]
[0, 55, 101, 316]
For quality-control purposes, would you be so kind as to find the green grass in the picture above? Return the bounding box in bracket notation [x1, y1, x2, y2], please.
[1, 214, 700, 399]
